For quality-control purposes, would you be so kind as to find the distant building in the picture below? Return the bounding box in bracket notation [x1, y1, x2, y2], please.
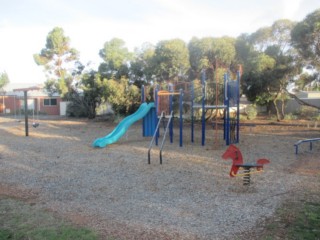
[0, 83, 62, 115]
[295, 91, 320, 99]
[285, 91, 320, 113]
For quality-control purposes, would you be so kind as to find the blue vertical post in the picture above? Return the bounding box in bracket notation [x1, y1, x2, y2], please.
[142, 85, 145, 137]
[223, 74, 227, 141]
[201, 70, 206, 146]
[179, 88, 183, 147]
[236, 71, 240, 143]
[141, 85, 145, 103]
[191, 81, 194, 143]
[169, 88, 173, 143]
[23, 91, 29, 137]
[225, 73, 230, 145]
[155, 88, 159, 146]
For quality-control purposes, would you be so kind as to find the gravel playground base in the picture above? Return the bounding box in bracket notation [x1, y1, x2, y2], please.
[0, 116, 319, 239]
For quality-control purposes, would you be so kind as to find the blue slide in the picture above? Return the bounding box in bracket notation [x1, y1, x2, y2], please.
[92, 102, 155, 148]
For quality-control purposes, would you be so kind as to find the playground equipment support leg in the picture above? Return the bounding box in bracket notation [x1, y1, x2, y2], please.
[148, 112, 165, 164]
[201, 70, 206, 146]
[179, 88, 183, 147]
[191, 82, 194, 143]
[160, 111, 173, 164]
[236, 71, 240, 143]
[24, 91, 29, 137]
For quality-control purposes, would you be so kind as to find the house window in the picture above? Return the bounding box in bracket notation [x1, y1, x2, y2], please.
[43, 98, 57, 106]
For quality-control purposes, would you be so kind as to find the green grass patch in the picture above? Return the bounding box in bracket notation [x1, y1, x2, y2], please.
[264, 201, 320, 240]
[0, 197, 98, 240]
[288, 202, 320, 239]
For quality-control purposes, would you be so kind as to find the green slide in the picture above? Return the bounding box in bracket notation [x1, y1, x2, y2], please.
[92, 102, 155, 148]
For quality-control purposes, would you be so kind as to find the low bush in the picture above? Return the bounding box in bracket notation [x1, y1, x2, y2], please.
[245, 104, 257, 120]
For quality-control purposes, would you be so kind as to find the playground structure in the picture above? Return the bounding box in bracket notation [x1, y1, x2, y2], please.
[142, 70, 240, 163]
[142, 71, 240, 158]
[222, 144, 270, 185]
[93, 69, 241, 163]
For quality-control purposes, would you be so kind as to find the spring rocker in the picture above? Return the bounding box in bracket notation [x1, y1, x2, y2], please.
[222, 145, 270, 185]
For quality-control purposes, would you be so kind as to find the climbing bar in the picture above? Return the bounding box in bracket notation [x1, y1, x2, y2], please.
[294, 138, 320, 154]
[192, 104, 227, 109]
[157, 90, 181, 96]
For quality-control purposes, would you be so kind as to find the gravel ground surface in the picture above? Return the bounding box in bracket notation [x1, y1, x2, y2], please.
[0, 116, 319, 239]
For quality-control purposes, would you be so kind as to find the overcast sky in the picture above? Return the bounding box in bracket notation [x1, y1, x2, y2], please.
[1, 0, 320, 84]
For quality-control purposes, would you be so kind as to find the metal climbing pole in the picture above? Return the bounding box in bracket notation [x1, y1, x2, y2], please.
[201, 70, 206, 146]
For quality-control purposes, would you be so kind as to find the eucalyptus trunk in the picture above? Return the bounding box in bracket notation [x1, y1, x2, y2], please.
[273, 92, 282, 121]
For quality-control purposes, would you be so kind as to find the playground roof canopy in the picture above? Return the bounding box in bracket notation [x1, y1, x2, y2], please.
[13, 86, 41, 92]
[1, 83, 59, 97]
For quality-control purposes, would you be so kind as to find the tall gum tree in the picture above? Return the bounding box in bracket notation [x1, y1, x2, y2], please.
[34, 27, 79, 98]
[289, 8, 320, 110]
[98, 38, 132, 80]
[241, 19, 297, 120]
[153, 39, 190, 82]
[291, 9, 320, 69]
[188, 36, 236, 82]
[130, 42, 156, 86]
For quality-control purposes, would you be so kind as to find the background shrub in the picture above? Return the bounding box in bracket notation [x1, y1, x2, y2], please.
[245, 104, 257, 120]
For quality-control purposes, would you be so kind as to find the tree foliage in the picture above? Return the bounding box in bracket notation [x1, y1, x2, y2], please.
[35, 8, 320, 119]
[294, 72, 318, 90]
[211, 37, 236, 68]
[291, 9, 320, 68]
[98, 38, 132, 80]
[152, 39, 190, 81]
[271, 19, 296, 52]
[104, 78, 140, 114]
[66, 70, 106, 119]
[249, 53, 276, 73]
[130, 42, 156, 86]
[34, 27, 79, 97]
[241, 19, 298, 120]
[67, 70, 141, 118]
[250, 27, 272, 52]
[188, 37, 212, 79]
[235, 34, 253, 65]
[0, 71, 9, 91]
[188, 37, 236, 82]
